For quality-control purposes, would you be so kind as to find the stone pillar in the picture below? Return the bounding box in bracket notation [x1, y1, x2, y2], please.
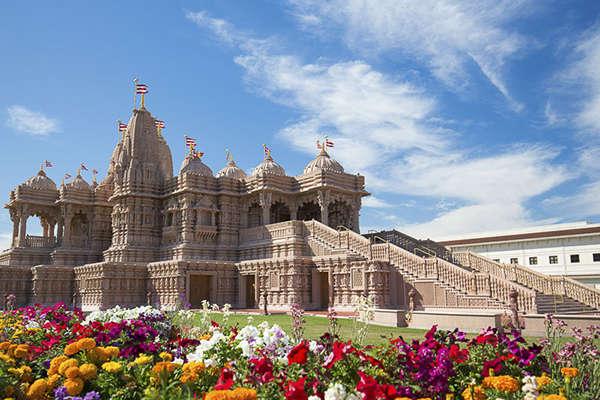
[290, 208, 297, 221]
[9, 209, 19, 247]
[317, 190, 331, 227]
[57, 220, 64, 246]
[63, 216, 73, 247]
[508, 289, 520, 331]
[259, 192, 272, 226]
[18, 208, 28, 247]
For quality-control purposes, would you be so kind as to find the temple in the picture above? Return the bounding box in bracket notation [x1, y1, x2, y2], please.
[2, 101, 600, 317]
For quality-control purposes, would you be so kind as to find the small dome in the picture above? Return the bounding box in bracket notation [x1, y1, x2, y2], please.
[216, 159, 247, 179]
[252, 155, 286, 177]
[179, 155, 213, 177]
[66, 174, 90, 190]
[303, 149, 344, 174]
[24, 169, 57, 191]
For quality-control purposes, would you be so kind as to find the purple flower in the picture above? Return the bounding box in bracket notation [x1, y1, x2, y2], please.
[54, 386, 69, 400]
[84, 392, 101, 400]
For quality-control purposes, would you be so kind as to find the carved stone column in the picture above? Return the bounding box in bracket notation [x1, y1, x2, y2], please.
[9, 208, 19, 247]
[18, 204, 29, 247]
[317, 190, 331, 227]
[259, 192, 272, 226]
[61, 205, 74, 247]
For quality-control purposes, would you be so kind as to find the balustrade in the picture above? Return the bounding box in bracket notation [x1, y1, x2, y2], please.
[25, 235, 56, 248]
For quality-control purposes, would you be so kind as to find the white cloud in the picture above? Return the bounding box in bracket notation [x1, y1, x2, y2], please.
[543, 181, 600, 221]
[185, 11, 238, 45]
[6, 106, 59, 136]
[287, 0, 535, 107]
[0, 232, 12, 253]
[189, 9, 570, 236]
[569, 27, 600, 134]
[362, 196, 393, 208]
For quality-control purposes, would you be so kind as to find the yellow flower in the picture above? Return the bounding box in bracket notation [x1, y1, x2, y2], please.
[232, 388, 258, 400]
[26, 378, 47, 400]
[538, 396, 567, 400]
[481, 377, 494, 389]
[50, 355, 69, 368]
[87, 347, 108, 363]
[180, 371, 199, 383]
[80, 363, 98, 380]
[159, 352, 173, 361]
[0, 342, 10, 350]
[491, 376, 520, 392]
[58, 359, 79, 376]
[46, 374, 61, 389]
[14, 344, 30, 358]
[64, 378, 84, 396]
[204, 389, 258, 400]
[76, 338, 96, 350]
[462, 385, 485, 400]
[65, 366, 81, 379]
[134, 355, 153, 365]
[104, 346, 120, 358]
[64, 342, 80, 356]
[536, 375, 553, 390]
[183, 361, 206, 375]
[561, 367, 579, 378]
[102, 361, 123, 373]
[152, 361, 176, 374]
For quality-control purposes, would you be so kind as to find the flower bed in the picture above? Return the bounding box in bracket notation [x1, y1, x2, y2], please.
[0, 302, 598, 400]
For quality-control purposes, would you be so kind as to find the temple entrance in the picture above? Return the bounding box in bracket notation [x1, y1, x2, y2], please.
[189, 275, 211, 309]
[319, 272, 329, 309]
[247, 202, 262, 228]
[245, 275, 256, 308]
[298, 201, 320, 222]
[270, 201, 291, 223]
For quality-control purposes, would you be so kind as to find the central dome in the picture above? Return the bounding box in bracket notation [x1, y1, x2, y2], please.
[303, 149, 344, 174]
[216, 159, 247, 179]
[252, 155, 286, 177]
[179, 154, 214, 177]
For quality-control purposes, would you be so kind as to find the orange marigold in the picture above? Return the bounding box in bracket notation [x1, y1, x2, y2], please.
[64, 342, 80, 356]
[87, 347, 108, 363]
[232, 387, 258, 400]
[50, 355, 69, 367]
[64, 378, 84, 396]
[46, 374, 61, 389]
[183, 361, 206, 375]
[561, 367, 579, 378]
[65, 366, 81, 379]
[4, 386, 14, 397]
[26, 378, 47, 400]
[152, 361, 177, 374]
[538, 396, 567, 400]
[80, 363, 98, 380]
[481, 376, 495, 389]
[462, 385, 486, 400]
[536, 375, 553, 390]
[491, 376, 520, 392]
[0, 341, 10, 350]
[204, 390, 232, 400]
[76, 338, 96, 350]
[104, 346, 120, 358]
[180, 372, 199, 383]
[58, 359, 79, 376]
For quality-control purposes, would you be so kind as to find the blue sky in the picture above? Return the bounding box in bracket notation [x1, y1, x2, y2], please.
[2, 1, 600, 250]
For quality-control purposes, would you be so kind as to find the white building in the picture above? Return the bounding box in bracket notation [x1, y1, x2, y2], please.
[436, 222, 600, 288]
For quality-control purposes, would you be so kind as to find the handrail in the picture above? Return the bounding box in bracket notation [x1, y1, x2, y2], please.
[372, 236, 388, 244]
[455, 250, 600, 311]
[305, 220, 538, 312]
[415, 247, 436, 258]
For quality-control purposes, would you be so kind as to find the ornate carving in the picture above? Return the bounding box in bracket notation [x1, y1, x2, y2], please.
[259, 192, 272, 209]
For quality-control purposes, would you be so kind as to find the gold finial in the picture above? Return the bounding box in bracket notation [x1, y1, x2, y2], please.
[40, 163, 44, 172]
[62, 178, 64, 185]
[93, 175, 97, 183]
[141, 93, 145, 107]
[78, 168, 81, 176]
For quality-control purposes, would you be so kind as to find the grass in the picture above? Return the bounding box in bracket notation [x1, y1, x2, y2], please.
[194, 312, 547, 347]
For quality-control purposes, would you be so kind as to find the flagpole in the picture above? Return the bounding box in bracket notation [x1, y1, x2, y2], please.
[184, 135, 188, 156]
[117, 120, 121, 142]
[134, 78, 138, 109]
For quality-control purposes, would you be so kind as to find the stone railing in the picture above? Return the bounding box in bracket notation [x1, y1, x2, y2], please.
[305, 221, 538, 312]
[455, 250, 600, 311]
[26, 235, 56, 248]
[240, 221, 305, 244]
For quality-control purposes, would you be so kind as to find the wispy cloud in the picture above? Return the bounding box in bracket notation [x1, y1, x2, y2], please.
[189, 9, 569, 236]
[287, 0, 536, 109]
[362, 196, 394, 208]
[6, 106, 59, 136]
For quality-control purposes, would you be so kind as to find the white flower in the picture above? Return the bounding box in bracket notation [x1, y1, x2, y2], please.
[324, 383, 346, 400]
[524, 394, 538, 400]
[308, 396, 321, 400]
[345, 392, 362, 400]
[237, 340, 252, 357]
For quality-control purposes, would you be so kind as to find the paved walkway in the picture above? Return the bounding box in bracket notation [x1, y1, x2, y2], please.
[225, 308, 356, 318]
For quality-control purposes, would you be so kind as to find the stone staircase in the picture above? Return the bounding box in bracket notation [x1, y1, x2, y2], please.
[535, 293, 592, 315]
[306, 221, 536, 312]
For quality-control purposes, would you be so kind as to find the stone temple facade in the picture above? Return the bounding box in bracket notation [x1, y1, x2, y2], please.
[3, 104, 600, 315]
[0, 105, 370, 311]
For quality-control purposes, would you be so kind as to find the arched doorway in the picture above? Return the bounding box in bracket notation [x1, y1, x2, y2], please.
[297, 201, 320, 222]
[270, 201, 291, 223]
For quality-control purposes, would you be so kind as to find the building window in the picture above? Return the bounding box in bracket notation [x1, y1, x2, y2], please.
[571, 254, 580, 263]
[510, 258, 518, 264]
[594, 253, 600, 262]
[529, 257, 538, 265]
[549, 256, 558, 264]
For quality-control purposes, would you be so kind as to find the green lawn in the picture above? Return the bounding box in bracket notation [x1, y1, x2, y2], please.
[198, 312, 546, 346]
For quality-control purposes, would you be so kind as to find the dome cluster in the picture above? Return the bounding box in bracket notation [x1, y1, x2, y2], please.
[24, 169, 57, 191]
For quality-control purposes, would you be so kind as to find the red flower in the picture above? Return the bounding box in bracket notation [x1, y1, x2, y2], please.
[285, 377, 308, 400]
[323, 341, 356, 369]
[356, 371, 383, 400]
[214, 368, 234, 390]
[288, 341, 309, 365]
[482, 358, 503, 377]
